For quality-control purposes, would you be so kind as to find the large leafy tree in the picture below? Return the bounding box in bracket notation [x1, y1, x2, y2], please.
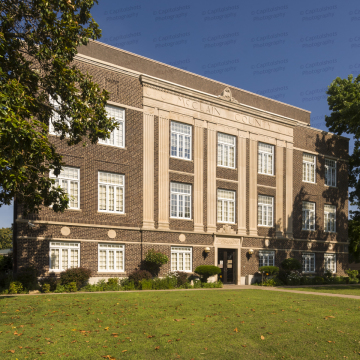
[326, 74, 360, 261]
[0, 227, 12, 249]
[0, 0, 116, 214]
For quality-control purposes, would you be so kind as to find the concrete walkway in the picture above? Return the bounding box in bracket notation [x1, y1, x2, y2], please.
[223, 284, 360, 299]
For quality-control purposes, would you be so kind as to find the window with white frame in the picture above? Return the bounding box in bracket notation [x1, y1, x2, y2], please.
[302, 201, 315, 231]
[98, 105, 125, 148]
[302, 253, 315, 272]
[171, 247, 192, 272]
[325, 159, 336, 187]
[49, 167, 80, 209]
[170, 182, 191, 219]
[258, 143, 274, 175]
[170, 121, 192, 160]
[217, 189, 235, 223]
[258, 195, 273, 227]
[324, 204, 336, 233]
[217, 133, 236, 168]
[98, 172, 124, 213]
[49, 96, 70, 136]
[324, 253, 336, 273]
[49, 242, 80, 271]
[302, 153, 316, 183]
[98, 243, 124, 272]
[259, 251, 275, 267]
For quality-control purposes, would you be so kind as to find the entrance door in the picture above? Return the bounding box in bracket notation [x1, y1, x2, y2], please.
[218, 249, 237, 284]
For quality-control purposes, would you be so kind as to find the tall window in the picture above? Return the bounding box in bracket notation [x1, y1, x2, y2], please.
[50, 167, 80, 209]
[325, 159, 336, 187]
[98, 172, 124, 213]
[48, 96, 70, 136]
[170, 121, 192, 160]
[258, 195, 273, 227]
[50, 242, 80, 271]
[218, 133, 235, 168]
[302, 253, 315, 273]
[170, 182, 191, 219]
[258, 143, 274, 175]
[302, 153, 316, 183]
[98, 244, 124, 272]
[217, 189, 235, 223]
[259, 251, 275, 267]
[98, 105, 125, 148]
[324, 205, 336, 233]
[171, 247, 192, 272]
[302, 201, 315, 230]
[324, 253, 336, 273]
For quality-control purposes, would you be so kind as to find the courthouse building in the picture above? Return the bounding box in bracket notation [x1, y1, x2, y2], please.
[13, 41, 349, 284]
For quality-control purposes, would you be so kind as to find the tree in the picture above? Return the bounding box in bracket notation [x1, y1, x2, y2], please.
[325, 75, 360, 261]
[0, 227, 12, 249]
[0, 0, 117, 215]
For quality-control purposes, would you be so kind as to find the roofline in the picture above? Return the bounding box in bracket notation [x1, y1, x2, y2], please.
[86, 40, 311, 114]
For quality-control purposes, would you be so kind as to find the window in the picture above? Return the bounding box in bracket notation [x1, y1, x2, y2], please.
[98, 105, 125, 148]
[49, 96, 70, 136]
[218, 133, 236, 168]
[171, 247, 192, 272]
[259, 251, 275, 267]
[98, 172, 124, 213]
[170, 121, 192, 160]
[49, 242, 80, 271]
[302, 253, 315, 273]
[217, 189, 235, 223]
[302, 153, 316, 183]
[98, 243, 124, 272]
[324, 253, 336, 273]
[325, 159, 336, 187]
[257, 195, 273, 227]
[170, 182, 191, 219]
[324, 205, 336, 233]
[258, 143, 274, 175]
[50, 167, 80, 209]
[302, 202, 315, 231]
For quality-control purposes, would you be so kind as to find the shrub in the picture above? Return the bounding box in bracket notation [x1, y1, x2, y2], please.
[0, 253, 13, 272]
[42, 283, 51, 293]
[128, 270, 152, 288]
[286, 271, 301, 285]
[107, 278, 119, 286]
[195, 265, 221, 282]
[258, 278, 284, 287]
[144, 249, 169, 276]
[201, 280, 223, 288]
[281, 258, 302, 271]
[60, 267, 92, 289]
[39, 275, 60, 291]
[54, 284, 67, 293]
[9, 281, 23, 294]
[67, 282, 77, 292]
[168, 271, 189, 287]
[345, 269, 359, 284]
[259, 266, 279, 277]
[314, 276, 325, 285]
[140, 279, 152, 290]
[15, 266, 38, 290]
[122, 280, 135, 291]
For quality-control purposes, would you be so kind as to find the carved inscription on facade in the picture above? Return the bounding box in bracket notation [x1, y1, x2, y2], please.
[144, 86, 293, 137]
[215, 237, 240, 246]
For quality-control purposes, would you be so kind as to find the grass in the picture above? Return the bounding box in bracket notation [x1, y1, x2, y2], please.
[0, 289, 360, 359]
[280, 284, 360, 296]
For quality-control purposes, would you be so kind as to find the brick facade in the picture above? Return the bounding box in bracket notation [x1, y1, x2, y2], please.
[14, 41, 349, 284]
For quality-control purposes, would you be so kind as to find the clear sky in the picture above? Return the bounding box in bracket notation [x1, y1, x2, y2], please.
[1, 0, 358, 227]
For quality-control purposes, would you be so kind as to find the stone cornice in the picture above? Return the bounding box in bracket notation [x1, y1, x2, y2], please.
[140, 74, 298, 129]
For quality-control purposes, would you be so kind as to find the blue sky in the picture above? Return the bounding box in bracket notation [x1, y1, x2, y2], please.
[1, 0, 358, 227]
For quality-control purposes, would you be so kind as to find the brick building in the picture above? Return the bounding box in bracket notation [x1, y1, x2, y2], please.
[13, 41, 349, 284]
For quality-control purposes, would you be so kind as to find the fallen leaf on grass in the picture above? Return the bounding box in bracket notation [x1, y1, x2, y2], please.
[234, 328, 238, 332]
[122, 350, 127, 353]
[167, 340, 172, 343]
[176, 339, 181, 341]
[242, 345, 247, 348]
[155, 346, 160, 350]
[174, 319, 181, 322]
[261, 335, 265, 340]
[8, 350, 15, 353]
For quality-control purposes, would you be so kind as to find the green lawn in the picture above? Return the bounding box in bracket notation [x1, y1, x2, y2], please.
[280, 285, 360, 296]
[1, 289, 360, 359]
